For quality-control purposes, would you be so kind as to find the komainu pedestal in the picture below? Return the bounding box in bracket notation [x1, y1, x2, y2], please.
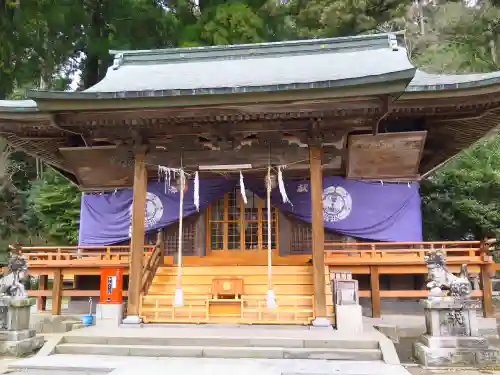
[0, 297, 44, 356]
[0, 246, 44, 356]
[414, 250, 499, 367]
[413, 298, 499, 367]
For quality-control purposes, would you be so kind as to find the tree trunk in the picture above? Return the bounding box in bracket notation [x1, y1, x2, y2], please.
[81, 0, 110, 89]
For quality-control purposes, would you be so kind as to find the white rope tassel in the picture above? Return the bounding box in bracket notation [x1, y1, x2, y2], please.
[266, 167, 276, 309]
[194, 171, 200, 211]
[158, 166, 173, 194]
[239, 171, 247, 204]
[277, 166, 291, 205]
[174, 171, 185, 307]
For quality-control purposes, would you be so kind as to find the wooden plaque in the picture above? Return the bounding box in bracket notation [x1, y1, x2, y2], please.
[60, 146, 134, 190]
[346, 131, 427, 180]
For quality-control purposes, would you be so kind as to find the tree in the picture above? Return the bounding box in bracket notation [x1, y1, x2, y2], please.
[285, 0, 408, 38]
[200, 3, 265, 45]
[409, 1, 500, 73]
[0, 1, 83, 97]
[27, 168, 81, 245]
[421, 135, 500, 241]
[79, 0, 178, 88]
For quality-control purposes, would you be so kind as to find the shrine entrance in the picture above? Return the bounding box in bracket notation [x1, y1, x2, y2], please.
[207, 187, 278, 255]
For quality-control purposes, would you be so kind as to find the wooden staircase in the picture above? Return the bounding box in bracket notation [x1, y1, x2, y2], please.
[139, 265, 332, 324]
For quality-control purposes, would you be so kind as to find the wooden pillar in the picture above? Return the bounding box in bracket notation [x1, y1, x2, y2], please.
[156, 230, 165, 265]
[126, 151, 148, 320]
[370, 266, 381, 318]
[309, 146, 327, 319]
[37, 275, 48, 312]
[51, 269, 63, 315]
[481, 264, 494, 318]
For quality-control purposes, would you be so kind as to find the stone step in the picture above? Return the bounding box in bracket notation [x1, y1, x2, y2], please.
[62, 334, 380, 350]
[55, 343, 383, 361]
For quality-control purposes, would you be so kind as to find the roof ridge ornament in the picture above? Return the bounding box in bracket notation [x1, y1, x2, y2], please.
[388, 34, 399, 51]
[112, 53, 124, 70]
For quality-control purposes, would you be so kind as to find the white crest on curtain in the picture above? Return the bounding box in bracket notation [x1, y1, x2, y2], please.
[277, 166, 292, 206]
[194, 171, 200, 211]
[239, 171, 248, 204]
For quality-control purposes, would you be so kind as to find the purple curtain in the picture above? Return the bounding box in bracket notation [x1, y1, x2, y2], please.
[78, 176, 422, 245]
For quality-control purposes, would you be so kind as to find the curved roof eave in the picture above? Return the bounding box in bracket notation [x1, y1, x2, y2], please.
[26, 70, 416, 101]
[0, 100, 38, 113]
[406, 70, 500, 92]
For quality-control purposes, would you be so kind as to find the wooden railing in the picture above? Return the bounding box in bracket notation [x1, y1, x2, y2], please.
[141, 236, 164, 294]
[19, 239, 496, 269]
[324, 240, 496, 266]
[20, 245, 154, 268]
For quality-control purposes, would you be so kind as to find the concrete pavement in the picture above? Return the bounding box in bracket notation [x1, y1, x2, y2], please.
[8, 354, 412, 375]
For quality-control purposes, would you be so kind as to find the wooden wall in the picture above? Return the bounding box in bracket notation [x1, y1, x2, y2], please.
[158, 211, 350, 258]
[279, 213, 347, 255]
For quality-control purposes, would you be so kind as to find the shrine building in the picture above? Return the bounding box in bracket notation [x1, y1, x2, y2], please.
[0, 32, 499, 324]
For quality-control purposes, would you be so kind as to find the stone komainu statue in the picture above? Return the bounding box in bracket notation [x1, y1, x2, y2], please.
[424, 249, 472, 299]
[0, 245, 28, 298]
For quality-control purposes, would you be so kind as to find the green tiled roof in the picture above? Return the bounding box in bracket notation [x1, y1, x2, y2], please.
[27, 33, 416, 100]
[407, 70, 500, 92]
[0, 100, 38, 112]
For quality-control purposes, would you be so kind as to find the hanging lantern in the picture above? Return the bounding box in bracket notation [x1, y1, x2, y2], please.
[265, 171, 277, 191]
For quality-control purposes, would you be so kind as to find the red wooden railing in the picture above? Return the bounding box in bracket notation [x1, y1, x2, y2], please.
[324, 240, 495, 265]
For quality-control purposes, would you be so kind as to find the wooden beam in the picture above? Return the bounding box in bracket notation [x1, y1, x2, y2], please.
[37, 275, 48, 312]
[127, 151, 148, 319]
[370, 266, 381, 318]
[51, 269, 63, 315]
[309, 145, 327, 318]
[481, 264, 494, 318]
[56, 99, 382, 124]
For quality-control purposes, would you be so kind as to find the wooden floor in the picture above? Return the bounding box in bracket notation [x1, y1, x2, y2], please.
[140, 265, 332, 325]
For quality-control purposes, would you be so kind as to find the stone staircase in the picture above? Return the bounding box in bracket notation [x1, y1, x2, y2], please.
[30, 315, 85, 334]
[53, 331, 383, 361]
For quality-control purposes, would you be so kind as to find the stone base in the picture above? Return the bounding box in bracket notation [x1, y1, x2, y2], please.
[413, 336, 500, 367]
[419, 334, 489, 349]
[422, 298, 480, 337]
[335, 305, 363, 333]
[122, 315, 142, 325]
[0, 329, 36, 342]
[0, 329, 44, 357]
[311, 317, 332, 328]
[96, 303, 124, 328]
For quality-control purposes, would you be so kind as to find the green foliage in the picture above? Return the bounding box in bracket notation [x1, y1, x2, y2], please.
[27, 168, 81, 245]
[286, 0, 408, 38]
[201, 3, 265, 45]
[421, 136, 500, 241]
[410, 1, 500, 72]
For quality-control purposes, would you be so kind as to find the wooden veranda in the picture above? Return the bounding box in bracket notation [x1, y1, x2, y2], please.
[22, 239, 497, 319]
